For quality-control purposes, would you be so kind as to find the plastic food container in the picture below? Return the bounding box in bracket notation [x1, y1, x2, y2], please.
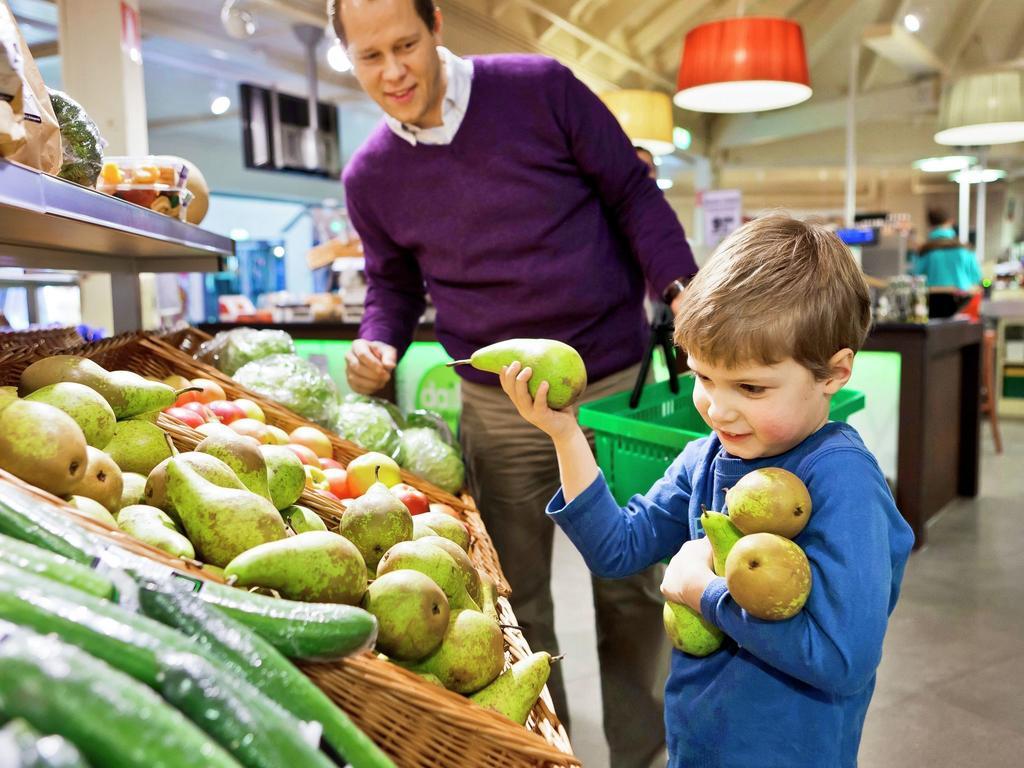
[98, 155, 192, 220]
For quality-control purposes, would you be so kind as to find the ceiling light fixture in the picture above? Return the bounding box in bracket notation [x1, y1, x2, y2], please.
[912, 155, 976, 172]
[935, 69, 1024, 146]
[221, 0, 256, 40]
[600, 90, 675, 155]
[327, 39, 352, 73]
[210, 95, 232, 115]
[949, 168, 1006, 184]
[657, 178, 674, 190]
[674, 17, 811, 113]
[903, 14, 920, 33]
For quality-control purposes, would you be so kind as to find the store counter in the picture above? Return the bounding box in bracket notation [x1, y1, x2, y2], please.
[201, 318, 983, 548]
[861, 319, 982, 548]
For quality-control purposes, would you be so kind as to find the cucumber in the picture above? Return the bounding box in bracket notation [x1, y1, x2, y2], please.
[196, 579, 378, 661]
[154, 651, 335, 768]
[138, 580, 395, 768]
[0, 491, 101, 563]
[0, 566, 335, 768]
[0, 718, 90, 768]
[0, 532, 114, 600]
[0, 627, 242, 768]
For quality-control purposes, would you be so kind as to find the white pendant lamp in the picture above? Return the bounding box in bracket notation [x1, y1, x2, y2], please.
[934, 69, 1024, 146]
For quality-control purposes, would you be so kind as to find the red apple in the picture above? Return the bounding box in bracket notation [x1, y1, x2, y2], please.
[286, 443, 320, 466]
[391, 483, 429, 515]
[189, 378, 227, 404]
[429, 502, 458, 517]
[197, 421, 255, 443]
[346, 452, 402, 497]
[322, 467, 349, 499]
[230, 418, 270, 443]
[232, 398, 265, 423]
[207, 400, 246, 424]
[319, 457, 344, 470]
[288, 426, 333, 459]
[164, 406, 204, 429]
[180, 401, 217, 422]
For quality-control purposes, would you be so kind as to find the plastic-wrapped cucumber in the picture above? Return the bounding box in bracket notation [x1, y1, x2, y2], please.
[138, 580, 394, 768]
[0, 566, 334, 768]
[0, 489, 104, 564]
[0, 718, 90, 768]
[0, 532, 114, 600]
[0, 627, 241, 768]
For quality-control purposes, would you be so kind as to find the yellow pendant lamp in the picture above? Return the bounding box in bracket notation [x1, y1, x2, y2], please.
[600, 89, 675, 156]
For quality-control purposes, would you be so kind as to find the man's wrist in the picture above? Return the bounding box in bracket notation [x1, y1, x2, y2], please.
[661, 275, 694, 306]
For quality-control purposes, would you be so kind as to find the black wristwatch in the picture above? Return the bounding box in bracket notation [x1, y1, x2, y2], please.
[662, 277, 691, 305]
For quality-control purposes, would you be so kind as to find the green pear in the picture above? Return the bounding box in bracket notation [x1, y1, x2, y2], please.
[259, 445, 306, 510]
[477, 568, 500, 622]
[362, 570, 450, 660]
[415, 672, 445, 687]
[725, 467, 812, 539]
[377, 539, 480, 611]
[338, 481, 413, 571]
[469, 651, 554, 725]
[224, 531, 367, 604]
[19, 355, 178, 418]
[196, 431, 271, 500]
[103, 420, 174, 476]
[117, 504, 195, 559]
[412, 510, 471, 552]
[164, 459, 287, 568]
[415, 535, 482, 606]
[281, 504, 328, 533]
[24, 381, 116, 448]
[145, 451, 245, 522]
[73, 446, 124, 513]
[405, 609, 505, 694]
[450, 339, 587, 409]
[120, 472, 148, 509]
[66, 495, 117, 527]
[725, 533, 812, 621]
[700, 509, 745, 577]
[663, 602, 723, 657]
[0, 399, 87, 496]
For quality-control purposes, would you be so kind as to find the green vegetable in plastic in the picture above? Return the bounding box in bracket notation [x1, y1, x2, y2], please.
[47, 89, 103, 188]
[233, 354, 339, 428]
[335, 400, 401, 457]
[396, 427, 465, 494]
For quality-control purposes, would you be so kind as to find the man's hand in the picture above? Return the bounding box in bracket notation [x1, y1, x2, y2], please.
[670, 291, 686, 317]
[499, 361, 580, 443]
[345, 339, 397, 395]
[661, 537, 716, 612]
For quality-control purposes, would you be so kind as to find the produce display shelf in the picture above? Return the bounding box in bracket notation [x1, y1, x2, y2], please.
[0, 159, 233, 333]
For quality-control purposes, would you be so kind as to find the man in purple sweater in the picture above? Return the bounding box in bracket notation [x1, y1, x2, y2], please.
[333, 1, 697, 763]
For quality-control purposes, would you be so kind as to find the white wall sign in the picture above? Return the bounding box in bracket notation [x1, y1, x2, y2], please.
[700, 189, 743, 249]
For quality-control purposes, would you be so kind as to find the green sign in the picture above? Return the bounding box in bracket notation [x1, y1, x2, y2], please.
[414, 363, 461, 433]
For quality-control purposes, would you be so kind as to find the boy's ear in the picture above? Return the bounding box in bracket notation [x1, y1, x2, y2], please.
[823, 348, 854, 395]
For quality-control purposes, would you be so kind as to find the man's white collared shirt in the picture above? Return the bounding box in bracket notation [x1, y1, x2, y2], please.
[383, 47, 474, 146]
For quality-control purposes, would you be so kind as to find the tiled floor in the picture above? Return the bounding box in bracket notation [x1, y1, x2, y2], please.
[551, 420, 1024, 768]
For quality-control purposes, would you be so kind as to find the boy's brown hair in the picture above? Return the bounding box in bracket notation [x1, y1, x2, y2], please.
[674, 214, 871, 381]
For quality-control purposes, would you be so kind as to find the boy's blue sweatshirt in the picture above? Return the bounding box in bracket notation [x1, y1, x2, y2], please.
[548, 422, 914, 768]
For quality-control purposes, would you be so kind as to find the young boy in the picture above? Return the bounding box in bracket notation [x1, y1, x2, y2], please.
[500, 214, 915, 767]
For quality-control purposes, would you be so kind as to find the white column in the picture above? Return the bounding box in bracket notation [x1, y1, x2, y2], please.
[57, 0, 151, 334]
[844, 43, 860, 227]
[975, 151, 987, 265]
[959, 175, 971, 245]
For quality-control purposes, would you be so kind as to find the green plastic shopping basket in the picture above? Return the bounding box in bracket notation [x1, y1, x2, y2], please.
[578, 375, 865, 505]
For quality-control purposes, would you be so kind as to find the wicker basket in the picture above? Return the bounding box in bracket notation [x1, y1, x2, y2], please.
[0, 469, 577, 767]
[0, 326, 84, 354]
[0, 332, 509, 596]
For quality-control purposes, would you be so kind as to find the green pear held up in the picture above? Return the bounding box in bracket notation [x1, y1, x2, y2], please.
[449, 339, 587, 409]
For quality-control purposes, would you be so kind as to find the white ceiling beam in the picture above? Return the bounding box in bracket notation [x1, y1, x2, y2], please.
[861, 23, 947, 77]
[937, 0, 994, 75]
[858, 0, 908, 91]
[630, 0, 713, 57]
[713, 77, 938, 150]
[495, 0, 675, 88]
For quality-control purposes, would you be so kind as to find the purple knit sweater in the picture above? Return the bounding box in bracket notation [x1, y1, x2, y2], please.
[343, 54, 697, 386]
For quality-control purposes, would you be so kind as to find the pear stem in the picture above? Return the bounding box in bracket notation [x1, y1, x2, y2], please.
[174, 386, 204, 396]
[374, 465, 380, 482]
[700, 504, 709, 514]
[499, 623, 525, 631]
[446, 360, 471, 367]
[550, 654, 566, 664]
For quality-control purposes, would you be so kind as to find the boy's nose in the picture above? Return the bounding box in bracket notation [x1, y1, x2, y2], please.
[707, 398, 738, 425]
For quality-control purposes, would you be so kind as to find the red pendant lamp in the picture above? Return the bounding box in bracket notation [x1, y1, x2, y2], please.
[674, 17, 811, 113]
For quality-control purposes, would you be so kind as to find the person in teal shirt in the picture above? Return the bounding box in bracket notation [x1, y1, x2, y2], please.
[911, 206, 982, 290]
